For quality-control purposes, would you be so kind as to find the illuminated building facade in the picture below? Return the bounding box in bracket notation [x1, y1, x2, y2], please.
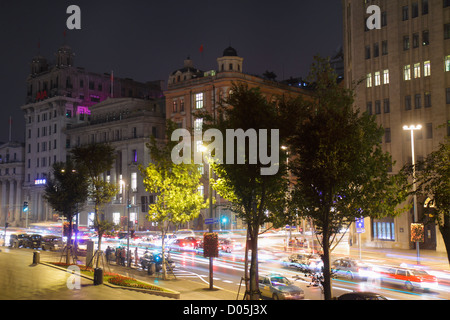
[165, 47, 311, 230]
[19, 43, 163, 227]
[343, 0, 449, 252]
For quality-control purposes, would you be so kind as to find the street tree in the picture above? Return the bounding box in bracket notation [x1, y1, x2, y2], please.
[283, 56, 408, 300]
[199, 83, 290, 300]
[71, 143, 119, 268]
[44, 160, 89, 264]
[139, 121, 208, 280]
[403, 136, 450, 264]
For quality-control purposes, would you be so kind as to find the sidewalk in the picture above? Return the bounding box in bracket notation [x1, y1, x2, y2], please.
[39, 249, 242, 300]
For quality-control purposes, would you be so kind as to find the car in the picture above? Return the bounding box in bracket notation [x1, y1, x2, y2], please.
[337, 292, 388, 300]
[17, 234, 31, 247]
[184, 237, 202, 249]
[375, 266, 438, 291]
[259, 274, 305, 300]
[167, 238, 196, 252]
[41, 235, 64, 251]
[281, 253, 323, 272]
[140, 251, 175, 272]
[9, 234, 20, 248]
[219, 239, 243, 253]
[24, 234, 43, 249]
[331, 258, 372, 280]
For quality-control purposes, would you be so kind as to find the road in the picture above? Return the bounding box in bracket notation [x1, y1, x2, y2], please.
[2, 228, 449, 300]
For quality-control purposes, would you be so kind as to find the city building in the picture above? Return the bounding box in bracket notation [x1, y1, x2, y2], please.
[343, 0, 449, 252]
[0, 141, 25, 227]
[165, 46, 311, 230]
[18, 43, 163, 227]
[66, 97, 166, 230]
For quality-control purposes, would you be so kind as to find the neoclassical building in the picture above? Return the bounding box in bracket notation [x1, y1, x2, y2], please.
[0, 142, 25, 227]
[165, 46, 312, 230]
[16, 43, 163, 227]
[66, 97, 166, 230]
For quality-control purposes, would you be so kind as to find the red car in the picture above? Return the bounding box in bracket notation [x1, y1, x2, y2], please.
[376, 266, 438, 291]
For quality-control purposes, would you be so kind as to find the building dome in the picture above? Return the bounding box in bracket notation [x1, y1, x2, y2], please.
[223, 46, 238, 57]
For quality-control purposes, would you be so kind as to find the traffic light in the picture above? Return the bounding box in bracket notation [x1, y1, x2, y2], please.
[221, 216, 228, 224]
[23, 201, 29, 212]
[127, 199, 131, 208]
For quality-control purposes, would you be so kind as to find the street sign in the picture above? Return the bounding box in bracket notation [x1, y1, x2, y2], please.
[356, 217, 365, 234]
[205, 218, 219, 225]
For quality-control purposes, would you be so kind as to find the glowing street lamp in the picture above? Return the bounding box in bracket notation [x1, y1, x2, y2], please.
[403, 124, 422, 264]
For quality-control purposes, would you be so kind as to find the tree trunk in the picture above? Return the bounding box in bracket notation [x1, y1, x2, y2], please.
[161, 228, 167, 280]
[439, 213, 450, 266]
[248, 225, 261, 300]
[322, 232, 332, 300]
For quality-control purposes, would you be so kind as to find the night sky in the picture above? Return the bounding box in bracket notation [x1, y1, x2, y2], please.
[0, 0, 343, 143]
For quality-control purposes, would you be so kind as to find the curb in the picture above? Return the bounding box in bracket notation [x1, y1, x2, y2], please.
[40, 261, 181, 299]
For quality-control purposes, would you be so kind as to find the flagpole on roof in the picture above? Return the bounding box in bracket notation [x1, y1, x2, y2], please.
[111, 71, 114, 98]
[9, 116, 12, 142]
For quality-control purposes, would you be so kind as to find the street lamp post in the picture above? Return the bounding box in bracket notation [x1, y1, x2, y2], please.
[120, 180, 131, 268]
[403, 124, 422, 265]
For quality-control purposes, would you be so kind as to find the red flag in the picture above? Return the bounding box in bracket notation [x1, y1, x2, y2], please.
[199, 44, 204, 53]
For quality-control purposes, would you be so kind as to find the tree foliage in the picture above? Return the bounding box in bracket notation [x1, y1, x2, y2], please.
[283, 56, 408, 300]
[200, 83, 290, 300]
[44, 160, 89, 263]
[139, 121, 208, 279]
[71, 143, 118, 268]
[404, 136, 450, 264]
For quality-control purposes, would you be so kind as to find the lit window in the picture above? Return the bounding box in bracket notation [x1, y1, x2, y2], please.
[194, 118, 203, 132]
[366, 73, 372, 88]
[404, 65, 411, 80]
[424, 61, 431, 77]
[131, 172, 137, 192]
[195, 93, 204, 109]
[383, 69, 390, 84]
[445, 55, 450, 72]
[414, 63, 421, 78]
[374, 71, 381, 86]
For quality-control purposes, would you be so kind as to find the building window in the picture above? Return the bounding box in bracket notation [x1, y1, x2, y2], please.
[373, 220, 395, 241]
[415, 94, 422, 109]
[445, 23, 450, 40]
[385, 128, 391, 143]
[381, 11, 387, 27]
[195, 93, 204, 109]
[366, 102, 373, 115]
[132, 149, 137, 163]
[413, 33, 419, 48]
[402, 6, 409, 21]
[405, 95, 412, 110]
[131, 172, 137, 192]
[374, 71, 381, 86]
[445, 55, 450, 72]
[414, 63, 421, 78]
[424, 92, 432, 108]
[172, 100, 177, 113]
[366, 73, 372, 88]
[424, 61, 431, 76]
[404, 65, 411, 80]
[403, 36, 410, 50]
[382, 41, 388, 55]
[412, 2, 419, 18]
[365, 46, 371, 59]
[375, 100, 381, 114]
[422, 0, 429, 14]
[194, 118, 203, 132]
[426, 123, 433, 139]
[383, 69, 390, 84]
[373, 43, 379, 57]
[383, 99, 390, 113]
[180, 100, 185, 112]
[422, 30, 429, 46]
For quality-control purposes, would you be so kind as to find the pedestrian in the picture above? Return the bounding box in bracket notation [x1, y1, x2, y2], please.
[105, 246, 110, 263]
